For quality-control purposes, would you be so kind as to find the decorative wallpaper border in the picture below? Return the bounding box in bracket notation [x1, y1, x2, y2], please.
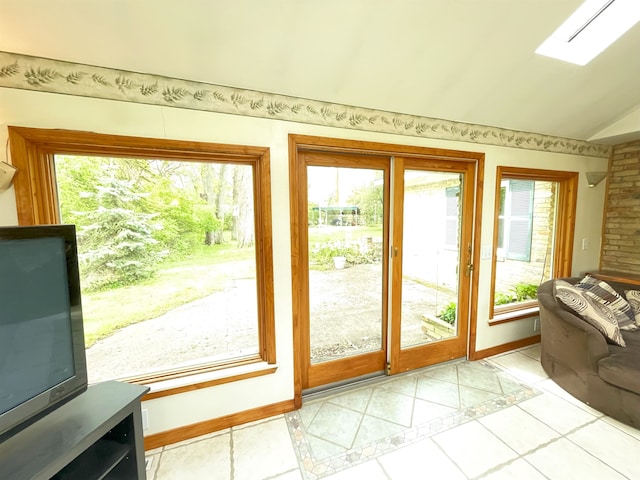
[0, 51, 610, 158]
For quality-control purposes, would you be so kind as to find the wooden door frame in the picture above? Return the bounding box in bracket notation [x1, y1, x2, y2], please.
[289, 134, 485, 408]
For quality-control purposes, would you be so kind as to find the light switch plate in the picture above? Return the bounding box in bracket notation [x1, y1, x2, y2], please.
[0, 161, 17, 191]
[581, 237, 589, 250]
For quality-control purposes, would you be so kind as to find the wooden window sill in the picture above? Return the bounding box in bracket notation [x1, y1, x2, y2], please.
[490, 305, 539, 325]
[141, 362, 278, 401]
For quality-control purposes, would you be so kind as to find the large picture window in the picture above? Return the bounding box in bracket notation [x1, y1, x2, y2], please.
[8, 127, 275, 390]
[490, 167, 578, 322]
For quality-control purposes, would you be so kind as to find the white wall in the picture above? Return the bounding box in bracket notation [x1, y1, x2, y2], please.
[0, 87, 609, 435]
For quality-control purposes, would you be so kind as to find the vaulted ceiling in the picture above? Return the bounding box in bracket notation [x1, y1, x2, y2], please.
[1, 0, 639, 144]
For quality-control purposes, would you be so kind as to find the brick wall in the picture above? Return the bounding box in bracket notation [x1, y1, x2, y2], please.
[601, 140, 640, 273]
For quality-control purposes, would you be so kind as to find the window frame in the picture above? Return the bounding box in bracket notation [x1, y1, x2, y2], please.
[8, 126, 276, 391]
[489, 166, 578, 323]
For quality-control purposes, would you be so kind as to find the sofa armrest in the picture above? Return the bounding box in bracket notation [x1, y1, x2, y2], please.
[538, 280, 610, 375]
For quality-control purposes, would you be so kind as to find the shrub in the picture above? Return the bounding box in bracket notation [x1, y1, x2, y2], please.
[437, 302, 457, 325]
[494, 282, 538, 306]
[514, 282, 539, 301]
[494, 292, 515, 305]
[309, 241, 376, 269]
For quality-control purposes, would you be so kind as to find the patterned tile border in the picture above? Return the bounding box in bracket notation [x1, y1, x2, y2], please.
[0, 51, 609, 158]
[285, 360, 541, 480]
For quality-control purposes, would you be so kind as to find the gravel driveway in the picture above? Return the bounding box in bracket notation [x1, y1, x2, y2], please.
[86, 264, 453, 383]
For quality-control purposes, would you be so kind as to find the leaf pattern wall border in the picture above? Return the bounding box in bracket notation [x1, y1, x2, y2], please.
[0, 51, 610, 158]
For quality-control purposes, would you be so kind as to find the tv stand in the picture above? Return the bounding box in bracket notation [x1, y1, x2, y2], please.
[0, 381, 149, 479]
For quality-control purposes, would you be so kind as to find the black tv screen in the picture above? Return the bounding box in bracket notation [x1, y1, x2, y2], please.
[0, 225, 87, 440]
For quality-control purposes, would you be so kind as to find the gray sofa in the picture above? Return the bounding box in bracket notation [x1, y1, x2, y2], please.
[538, 277, 640, 429]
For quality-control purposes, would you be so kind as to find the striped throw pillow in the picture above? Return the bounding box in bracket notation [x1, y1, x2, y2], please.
[624, 290, 640, 328]
[555, 280, 626, 347]
[575, 275, 638, 331]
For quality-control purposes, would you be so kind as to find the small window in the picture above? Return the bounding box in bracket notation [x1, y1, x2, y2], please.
[490, 167, 578, 322]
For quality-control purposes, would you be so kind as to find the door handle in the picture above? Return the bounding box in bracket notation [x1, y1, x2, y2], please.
[465, 242, 473, 276]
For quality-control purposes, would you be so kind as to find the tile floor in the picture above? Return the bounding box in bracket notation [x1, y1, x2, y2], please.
[145, 345, 640, 479]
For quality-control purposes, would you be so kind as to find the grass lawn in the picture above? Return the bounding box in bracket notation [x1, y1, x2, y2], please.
[82, 243, 255, 347]
[308, 225, 382, 244]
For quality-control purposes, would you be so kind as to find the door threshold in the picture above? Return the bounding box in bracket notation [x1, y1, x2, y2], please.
[302, 357, 469, 402]
[302, 370, 386, 401]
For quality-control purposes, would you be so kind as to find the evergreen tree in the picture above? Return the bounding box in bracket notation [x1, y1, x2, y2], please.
[76, 171, 163, 289]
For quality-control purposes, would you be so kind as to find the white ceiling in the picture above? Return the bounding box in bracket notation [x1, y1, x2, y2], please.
[1, 0, 639, 143]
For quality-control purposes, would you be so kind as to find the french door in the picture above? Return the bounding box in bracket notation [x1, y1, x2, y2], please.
[389, 157, 474, 375]
[294, 145, 477, 392]
[298, 151, 390, 389]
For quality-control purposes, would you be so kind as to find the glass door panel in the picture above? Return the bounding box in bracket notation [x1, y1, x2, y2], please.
[307, 166, 385, 364]
[400, 171, 461, 349]
[389, 157, 474, 375]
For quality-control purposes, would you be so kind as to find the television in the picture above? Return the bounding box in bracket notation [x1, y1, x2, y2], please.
[0, 224, 88, 442]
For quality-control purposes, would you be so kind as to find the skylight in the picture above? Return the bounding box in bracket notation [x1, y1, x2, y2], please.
[536, 0, 640, 65]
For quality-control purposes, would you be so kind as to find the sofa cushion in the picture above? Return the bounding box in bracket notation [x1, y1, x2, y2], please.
[575, 275, 638, 331]
[598, 352, 640, 395]
[555, 280, 626, 347]
[623, 290, 640, 328]
[622, 329, 640, 349]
